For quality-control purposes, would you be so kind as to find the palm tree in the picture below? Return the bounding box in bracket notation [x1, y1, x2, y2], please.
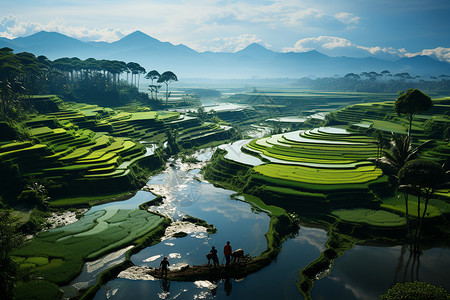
[157, 71, 178, 106]
[382, 133, 432, 173]
[377, 133, 432, 236]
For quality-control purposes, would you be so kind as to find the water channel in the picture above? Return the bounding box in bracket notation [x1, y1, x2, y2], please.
[64, 146, 449, 300]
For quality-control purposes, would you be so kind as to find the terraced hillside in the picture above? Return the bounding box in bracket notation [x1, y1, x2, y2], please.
[205, 95, 450, 230]
[228, 90, 398, 118]
[334, 98, 450, 140]
[206, 127, 394, 215]
[0, 96, 234, 204]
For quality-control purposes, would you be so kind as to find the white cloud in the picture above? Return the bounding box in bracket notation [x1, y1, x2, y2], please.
[334, 12, 360, 25]
[356, 45, 401, 56]
[0, 15, 126, 42]
[404, 47, 450, 63]
[283, 36, 353, 52]
[0, 0, 361, 46]
[283, 36, 450, 63]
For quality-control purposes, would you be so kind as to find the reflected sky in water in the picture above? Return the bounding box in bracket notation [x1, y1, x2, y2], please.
[93, 152, 450, 300]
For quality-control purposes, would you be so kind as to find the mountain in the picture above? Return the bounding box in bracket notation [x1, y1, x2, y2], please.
[235, 43, 277, 59]
[1, 31, 449, 78]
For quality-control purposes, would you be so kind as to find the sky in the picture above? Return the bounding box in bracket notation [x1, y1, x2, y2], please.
[1, 0, 450, 62]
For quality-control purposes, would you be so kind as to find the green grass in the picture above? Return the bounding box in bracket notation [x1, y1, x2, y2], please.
[106, 209, 133, 223]
[254, 163, 383, 185]
[128, 111, 158, 120]
[235, 194, 286, 216]
[49, 191, 136, 207]
[369, 119, 407, 133]
[380, 195, 444, 218]
[332, 208, 406, 227]
[24, 256, 49, 266]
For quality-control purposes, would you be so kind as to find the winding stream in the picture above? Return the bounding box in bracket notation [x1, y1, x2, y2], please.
[63, 147, 450, 299]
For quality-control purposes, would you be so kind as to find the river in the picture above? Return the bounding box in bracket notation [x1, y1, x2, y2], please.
[64, 147, 449, 300]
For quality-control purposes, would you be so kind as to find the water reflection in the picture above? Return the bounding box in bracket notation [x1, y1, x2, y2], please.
[312, 245, 450, 300]
[224, 278, 232, 296]
[90, 148, 450, 300]
[159, 279, 170, 299]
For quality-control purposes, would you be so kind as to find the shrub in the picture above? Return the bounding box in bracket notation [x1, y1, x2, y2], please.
[380, 281, 449, 300]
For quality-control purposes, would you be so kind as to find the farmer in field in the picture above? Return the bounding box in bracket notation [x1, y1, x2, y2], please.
[160, 256, 170, 277]
[224, 241, 232, 266]
[210, 246, 219, 267]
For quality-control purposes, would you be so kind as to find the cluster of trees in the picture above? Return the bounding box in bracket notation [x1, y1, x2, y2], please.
[297, 71, 450, 93]
[145, 70, 178, 106]
[378, 89, 448, 254]
[0, 47, 164, 119]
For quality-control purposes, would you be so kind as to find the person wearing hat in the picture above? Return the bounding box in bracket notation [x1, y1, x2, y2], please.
[160, 256, 170, 277]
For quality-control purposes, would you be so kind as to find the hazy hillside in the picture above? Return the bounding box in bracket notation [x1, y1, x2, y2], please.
[2, 31, 450, 79]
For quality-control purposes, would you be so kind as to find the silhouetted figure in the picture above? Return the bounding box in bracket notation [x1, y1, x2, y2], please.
[160, 256, 170, 277]
[210, 246, 219, 267]
[224, 241, 232, 266]
[224, 278, 232, 296]
[206, 252, 213, 264]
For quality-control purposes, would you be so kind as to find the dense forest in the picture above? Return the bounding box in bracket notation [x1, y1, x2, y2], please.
[0, 47, 158, 119]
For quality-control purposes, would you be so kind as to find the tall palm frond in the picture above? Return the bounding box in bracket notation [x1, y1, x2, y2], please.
[382, 132, 432, 173]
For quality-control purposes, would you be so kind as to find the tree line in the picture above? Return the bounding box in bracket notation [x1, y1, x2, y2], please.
[297, 70, 450, 93]
[0, 47, 178, 119]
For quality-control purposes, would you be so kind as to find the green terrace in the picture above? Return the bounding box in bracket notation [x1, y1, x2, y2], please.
[205, 97, 450, 228]
[0, 121, 150, 198]
[205, 126, 391, 215]
[0, 96, 237, 203]
[228, 90, 398, 116]
[334, 99, 450, 140]
[244, 128, 378, 166]
[13, 206, 168, 285]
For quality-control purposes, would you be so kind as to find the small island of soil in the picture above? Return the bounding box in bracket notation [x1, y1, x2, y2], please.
[147, 255, 270, 282]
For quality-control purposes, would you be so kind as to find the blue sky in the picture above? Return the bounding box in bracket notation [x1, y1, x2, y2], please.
[1, 0, 449, 62]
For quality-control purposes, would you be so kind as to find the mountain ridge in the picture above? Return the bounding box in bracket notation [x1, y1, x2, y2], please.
[1, 31, 449, 78]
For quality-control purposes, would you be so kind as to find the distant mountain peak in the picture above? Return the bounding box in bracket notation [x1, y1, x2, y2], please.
[12, 31, 86, 48]
[237, 42, 267, 51]
[125, 30, 148, 38]
[15, 30, 74, 40]
[115, 30, 161, 46]
[236, 43, 275, 57]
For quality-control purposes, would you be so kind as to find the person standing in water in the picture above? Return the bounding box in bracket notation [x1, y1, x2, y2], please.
[224, 241, 232, 267]
[160, 256, 170, 277]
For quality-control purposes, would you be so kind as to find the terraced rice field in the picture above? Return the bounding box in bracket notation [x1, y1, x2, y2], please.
[13, 208, 166, 284]
[207, 126, 392, 215]
[245, 127, 378, 167]
[0, 97, 234, 202]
